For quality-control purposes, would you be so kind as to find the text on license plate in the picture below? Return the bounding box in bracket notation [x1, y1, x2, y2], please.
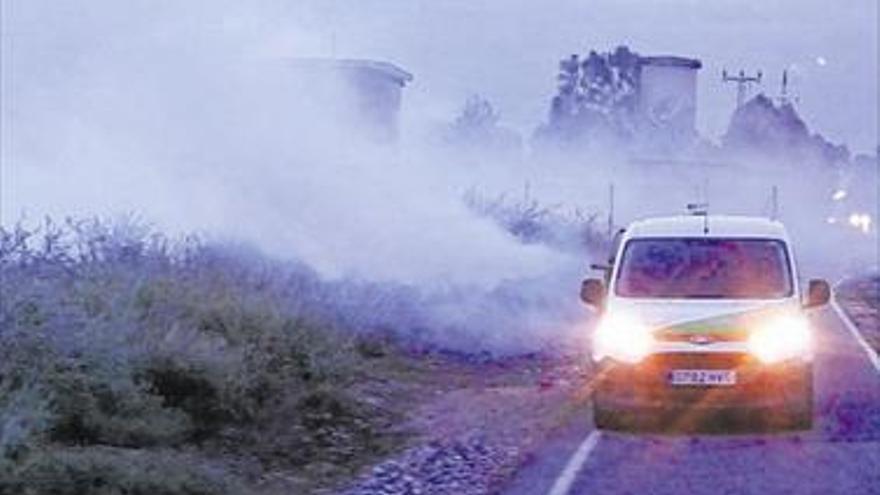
[668, 369, 737, 386]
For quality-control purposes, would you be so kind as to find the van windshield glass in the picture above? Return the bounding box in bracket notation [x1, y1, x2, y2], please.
[615, 238, 793, 299]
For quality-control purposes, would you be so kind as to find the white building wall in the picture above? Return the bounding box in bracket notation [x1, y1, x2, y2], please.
[289, 59, 412, 143]
[639, 64, 698, 135]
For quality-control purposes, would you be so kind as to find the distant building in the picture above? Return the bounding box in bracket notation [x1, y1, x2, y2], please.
[637, 56, 702, 138]
[289, 58, 413, 142]
[538, 47, 703, 154]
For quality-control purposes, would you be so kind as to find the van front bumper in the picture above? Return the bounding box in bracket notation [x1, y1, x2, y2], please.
[593, 352, 812, 412]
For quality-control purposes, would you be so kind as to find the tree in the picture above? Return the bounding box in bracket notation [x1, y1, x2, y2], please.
[535, 45, 642, 151]
[723, 94, 850, 167]
[443, 95, 521, 157]
[451, 95, 500, 138]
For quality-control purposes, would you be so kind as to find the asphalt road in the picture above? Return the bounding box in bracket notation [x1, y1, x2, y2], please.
[502, 304, 880, 495]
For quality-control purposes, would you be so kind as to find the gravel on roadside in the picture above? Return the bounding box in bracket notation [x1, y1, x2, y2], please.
[336, 354, 592, 495]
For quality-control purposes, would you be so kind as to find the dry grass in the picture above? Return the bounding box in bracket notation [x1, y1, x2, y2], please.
[0, 217, 422, 494]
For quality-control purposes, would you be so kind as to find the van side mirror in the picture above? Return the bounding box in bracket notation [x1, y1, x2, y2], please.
[804, 279, 831, 308]
[580, 278, 606, 307]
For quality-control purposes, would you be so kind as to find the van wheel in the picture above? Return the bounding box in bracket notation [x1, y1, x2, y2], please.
[791, 366, 814, 430]
[791, 406, 813, 430]
[593, 403, 616, 430]
[593, 401, 635, 430]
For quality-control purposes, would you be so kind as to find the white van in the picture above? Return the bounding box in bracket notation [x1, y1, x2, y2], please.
[580, 215, 830, 430]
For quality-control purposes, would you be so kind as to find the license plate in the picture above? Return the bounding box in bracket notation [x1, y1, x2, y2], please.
[669, 369, 737, 386]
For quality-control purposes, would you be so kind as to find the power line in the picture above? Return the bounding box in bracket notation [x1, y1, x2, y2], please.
[722, 69, 762, 108]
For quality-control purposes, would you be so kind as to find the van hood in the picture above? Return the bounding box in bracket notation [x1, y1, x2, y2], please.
[605, 298, 801, 341]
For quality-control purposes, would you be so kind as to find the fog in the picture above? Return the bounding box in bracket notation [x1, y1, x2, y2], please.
[1, 8, 562, 287]
[294, 0, 877, 155]
[2, 1, 877, 351]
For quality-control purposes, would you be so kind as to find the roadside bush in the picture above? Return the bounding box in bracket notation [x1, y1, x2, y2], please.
[227, 385, 402, 472]
[463, 188, 608, 253]
[0, 345, 52, 476]
[0, 334, 192, 448]
[0, 217, 409, 492]
[0, 213, 585, 491]
[45, 356, 192, 447]
[4, 446, 240, 495]
[141, 358, 228, 440]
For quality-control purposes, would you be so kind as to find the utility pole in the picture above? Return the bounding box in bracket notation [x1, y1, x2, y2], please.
[775, 70, 799, 106]
[771, 185, 779, 220]
[607, 183, 615, 239]
[722, 69, 763, 108]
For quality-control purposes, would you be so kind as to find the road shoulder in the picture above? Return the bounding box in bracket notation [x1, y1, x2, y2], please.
[835, 275, 880, 360]
[336, 353, 593, 495]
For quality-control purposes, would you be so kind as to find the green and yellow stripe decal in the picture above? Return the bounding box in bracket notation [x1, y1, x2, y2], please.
[653, 306, 788, 341]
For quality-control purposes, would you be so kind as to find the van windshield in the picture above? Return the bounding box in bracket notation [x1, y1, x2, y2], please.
[614, 238, 793, 299]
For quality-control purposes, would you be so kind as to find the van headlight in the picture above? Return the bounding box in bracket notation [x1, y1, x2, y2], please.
[747, 315, 813, 363]
[592, 313, 654, 364]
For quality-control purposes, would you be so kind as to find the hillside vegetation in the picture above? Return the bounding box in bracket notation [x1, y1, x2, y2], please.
[0, 217, 428, 494]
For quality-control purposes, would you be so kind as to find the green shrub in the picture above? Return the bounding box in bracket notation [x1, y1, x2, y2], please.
[225, 386, 402, 471]
[45, 357, 192, 448]
[0, 377, 52, 478]
[5, 446, 241, 495]
[0, 336, 191, 451]
[1, 218, 414, 492]
[141, 358, 229, 440]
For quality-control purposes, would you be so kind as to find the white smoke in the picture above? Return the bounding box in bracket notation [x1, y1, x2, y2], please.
[1, 1, 576, 289]
[3, 1, 875, 353]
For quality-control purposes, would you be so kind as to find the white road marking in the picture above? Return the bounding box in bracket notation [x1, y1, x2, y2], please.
[831, 296, 880, 374]
[547, 430, 602, 495]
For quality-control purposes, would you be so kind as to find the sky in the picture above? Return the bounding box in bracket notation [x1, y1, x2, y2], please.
[3, 0, 877, 153]
[1, 0, 876, 296]
[298, 0, 879, 154]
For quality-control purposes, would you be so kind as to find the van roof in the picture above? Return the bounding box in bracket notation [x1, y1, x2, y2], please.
[625, 215, 789, 240]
